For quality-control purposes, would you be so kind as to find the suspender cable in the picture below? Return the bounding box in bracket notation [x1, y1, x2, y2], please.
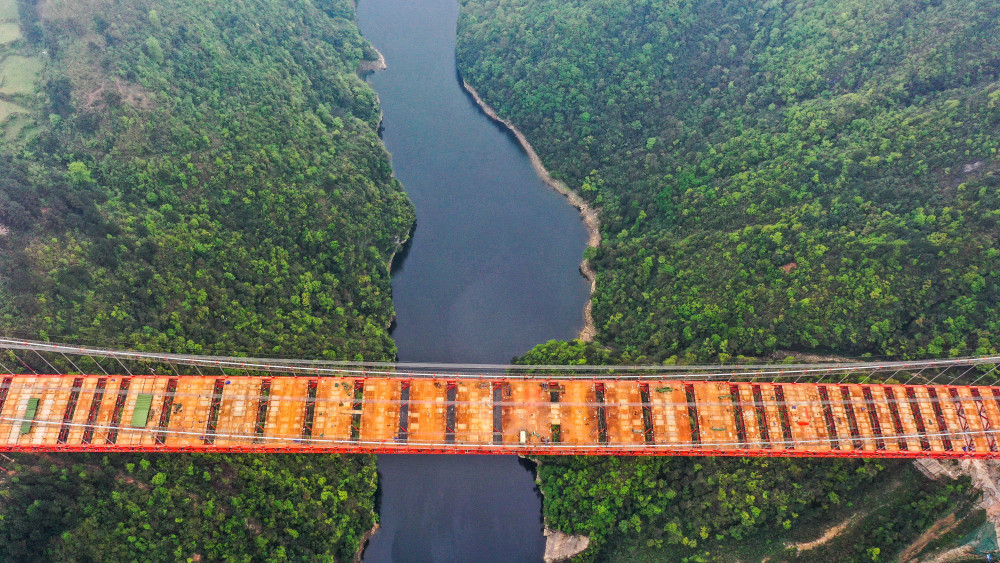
[33, 350, 61, 375]
[904, 365, 932, 385]
[60, 352, 85, 375]
[86, 355, 110, 376]
[971, 364, 1000, 386]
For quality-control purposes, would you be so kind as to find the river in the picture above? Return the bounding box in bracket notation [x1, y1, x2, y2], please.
[355, 0, 592, 561]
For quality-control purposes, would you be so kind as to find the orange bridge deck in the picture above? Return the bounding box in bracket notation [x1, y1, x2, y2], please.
[2, 375, 1000, 458]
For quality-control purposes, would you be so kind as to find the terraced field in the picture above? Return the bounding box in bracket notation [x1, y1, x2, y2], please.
[0, 23, 18, 45]
[0, 99, 26, 121]
[0, 55, 41, 95]
[0, 0, 38, 141]
[0, 0, 15, 19]
[0, 0, 18, 46]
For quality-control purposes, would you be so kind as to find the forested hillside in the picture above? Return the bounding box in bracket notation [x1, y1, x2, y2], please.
[458, 0, 1000, 363]
[3, 0, 412, 357]
[519, 342, 977, 561]
[0, 454, 378, 561]
[459, 0, 999, 559]
[0, 0, 412, 558]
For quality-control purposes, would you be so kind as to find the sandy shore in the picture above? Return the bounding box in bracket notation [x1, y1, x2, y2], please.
[461, 79, 601, 341]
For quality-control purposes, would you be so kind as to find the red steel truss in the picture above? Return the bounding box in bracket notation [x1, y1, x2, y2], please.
[1, 373, 1000, 458]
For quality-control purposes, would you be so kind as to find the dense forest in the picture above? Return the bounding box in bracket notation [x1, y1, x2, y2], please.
[458, 0, 1000, 363]
[0, 0, 412, 558]
[0, 454, 377, 561]
[2, 0, 412, 357]
[460, 0, 1000, 560]
[535, 454, 972, 562]
[3, 0, 998, 559]
[520, 342, 978, 561]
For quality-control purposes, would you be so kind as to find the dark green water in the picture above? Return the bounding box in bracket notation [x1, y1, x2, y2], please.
[356, 0, 591, 561]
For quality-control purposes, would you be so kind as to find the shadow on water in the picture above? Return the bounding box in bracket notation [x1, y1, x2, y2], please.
[356, 0, 591, 560]
[454, 67, 532, 157]
[388, 223, 415, 278]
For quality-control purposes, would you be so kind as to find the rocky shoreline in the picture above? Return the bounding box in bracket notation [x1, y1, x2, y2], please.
[357, 45, 387, 75]
[358, 47, 412, 335]
[543, 527, 591, 562]
[527, 456, 592, 561]
[353, 521, 380, 563]
[460, 78, 601, 342]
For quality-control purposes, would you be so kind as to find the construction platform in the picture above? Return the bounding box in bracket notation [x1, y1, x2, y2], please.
[1, 375, 1000, 457]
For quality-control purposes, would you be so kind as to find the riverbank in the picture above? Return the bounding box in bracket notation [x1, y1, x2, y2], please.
[357, 0, 585, 556]
[530, 456, 592, 561]
[357, 45, 387, 74]
[460, 78, 601, 342]
[544, 527, 591, 563]
[353, 522, 380, 563]
[359, 43, 411, 337]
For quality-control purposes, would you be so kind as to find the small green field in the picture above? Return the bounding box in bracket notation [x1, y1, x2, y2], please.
[0, 99, 27, 121]
[0, 0, 19, 45]
[0, 55, 42, 95]
[0, 0, 17, 20]
[3, 113, 36, 141]
[0, 22, 19, 45]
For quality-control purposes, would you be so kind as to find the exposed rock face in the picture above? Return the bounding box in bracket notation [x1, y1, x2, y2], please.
[354, 522, 380, 563]
[543, 527, 590, 562]
[913, 458, 959, 481]
[960, 459, 1000, 542]
[357, 46, 387, 74]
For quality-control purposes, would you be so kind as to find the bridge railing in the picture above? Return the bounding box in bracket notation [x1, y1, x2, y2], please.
[1, 337, 998, 386]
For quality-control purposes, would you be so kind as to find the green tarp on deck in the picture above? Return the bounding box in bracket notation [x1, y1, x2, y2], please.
[20, 397, 39, 434]
[131, 393, 154, 427]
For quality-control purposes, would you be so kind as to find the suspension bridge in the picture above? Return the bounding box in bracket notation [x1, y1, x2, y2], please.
[1, 339, 1000, 458]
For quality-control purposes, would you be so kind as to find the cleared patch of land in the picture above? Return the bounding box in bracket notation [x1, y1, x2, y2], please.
[0, 22, 19, 45]
[3, 113, 36, 142]
[0, 0, 19, 45]
[0, 55, 42, 95]
[0, 99, 27, 121]
[898, 513, 960, 561]
[786, 514, 859, 552]
[0, 0, 17, 20]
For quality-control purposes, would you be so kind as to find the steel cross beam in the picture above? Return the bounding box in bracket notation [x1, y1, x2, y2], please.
[0, 374, 997, 458]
